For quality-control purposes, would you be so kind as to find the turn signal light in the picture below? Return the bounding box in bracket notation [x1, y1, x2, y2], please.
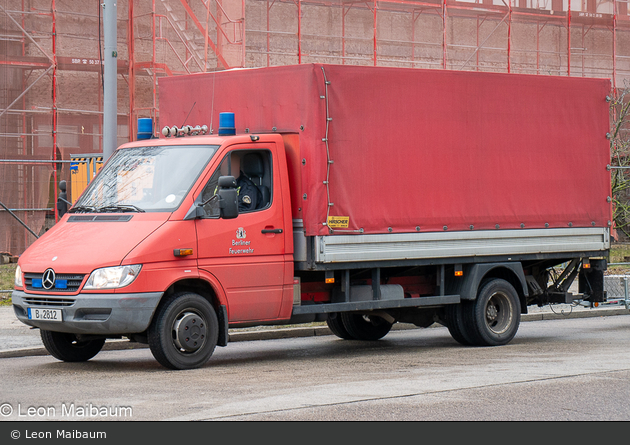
[325, 277, 335, 284]
[174, 248, 194, 257]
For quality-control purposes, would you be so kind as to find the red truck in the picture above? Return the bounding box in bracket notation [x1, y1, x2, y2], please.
[12, 64, 612, 369]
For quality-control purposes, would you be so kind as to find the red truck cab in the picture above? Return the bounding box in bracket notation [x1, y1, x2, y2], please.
[13, 130, 296, 369]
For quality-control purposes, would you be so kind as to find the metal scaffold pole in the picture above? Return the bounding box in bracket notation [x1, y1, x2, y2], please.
[103, 0, 117, 161]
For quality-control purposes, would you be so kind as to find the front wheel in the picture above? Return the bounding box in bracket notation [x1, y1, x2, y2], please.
[148, 292, 219, 370]
[465, 278, 521, 346]
[41, 330, 105, 362]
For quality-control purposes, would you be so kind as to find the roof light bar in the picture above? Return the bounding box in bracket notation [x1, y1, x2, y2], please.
[161, 125, 208, 138]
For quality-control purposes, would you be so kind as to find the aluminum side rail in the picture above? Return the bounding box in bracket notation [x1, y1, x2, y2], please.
[313, 228, 610, 264]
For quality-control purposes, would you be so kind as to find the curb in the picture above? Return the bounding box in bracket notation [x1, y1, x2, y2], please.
[520, 307, 630, 321]
[1, 307, 628, 360]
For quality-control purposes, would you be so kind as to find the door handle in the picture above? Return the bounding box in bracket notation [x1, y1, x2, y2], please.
[261, 228, 283, 234]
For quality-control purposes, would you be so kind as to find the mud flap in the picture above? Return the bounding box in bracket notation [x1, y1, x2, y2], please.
[579, 259, 607, 303]
[217, 304, 229, 347]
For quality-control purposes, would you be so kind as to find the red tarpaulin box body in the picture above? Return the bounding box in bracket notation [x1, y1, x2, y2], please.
[158, 64, 612, 237]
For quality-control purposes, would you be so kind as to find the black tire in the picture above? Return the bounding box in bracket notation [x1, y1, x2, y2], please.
[340, 313, 392, 341]
[464, 278, 521, 346]
[444, 303, 474, 346]
[148, 292, 219, 370]
[326, 313, 354, 339]
[41, 330, 105, 362]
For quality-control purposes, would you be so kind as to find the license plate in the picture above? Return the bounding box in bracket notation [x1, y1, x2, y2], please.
[28, 307, 62, 322]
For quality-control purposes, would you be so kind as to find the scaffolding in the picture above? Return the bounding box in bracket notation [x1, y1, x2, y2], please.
[1, 0, 628, 256]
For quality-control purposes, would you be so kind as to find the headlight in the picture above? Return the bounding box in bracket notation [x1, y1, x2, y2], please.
[84, 265, 142, 290]
[14, 265, 22, 288]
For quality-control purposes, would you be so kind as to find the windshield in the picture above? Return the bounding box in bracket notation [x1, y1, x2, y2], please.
[72, 144, 218, 213]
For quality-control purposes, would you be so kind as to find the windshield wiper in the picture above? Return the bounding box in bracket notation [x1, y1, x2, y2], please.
[68, 205, 97, 213]
[96, 204, 145, 213]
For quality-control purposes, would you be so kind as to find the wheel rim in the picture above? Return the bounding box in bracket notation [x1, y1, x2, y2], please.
[172, 310, 207, 353]
[484, 291, 513, 335]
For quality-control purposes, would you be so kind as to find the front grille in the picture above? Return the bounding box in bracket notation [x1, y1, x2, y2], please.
[24, 273, 85, 293]
[23, 296, 75, 307]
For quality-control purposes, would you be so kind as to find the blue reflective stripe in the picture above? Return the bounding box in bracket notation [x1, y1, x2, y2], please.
[32, 279, 42, 288]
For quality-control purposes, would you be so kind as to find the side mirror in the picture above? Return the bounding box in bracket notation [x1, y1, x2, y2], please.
[184, 175, 239, 220]
[218, 176, 238, 219]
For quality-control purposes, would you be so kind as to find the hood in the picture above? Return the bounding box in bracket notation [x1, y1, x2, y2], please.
[19, 213, 169, 274]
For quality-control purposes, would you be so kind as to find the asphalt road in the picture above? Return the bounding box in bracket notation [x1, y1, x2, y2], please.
[1, 313, 629, 421]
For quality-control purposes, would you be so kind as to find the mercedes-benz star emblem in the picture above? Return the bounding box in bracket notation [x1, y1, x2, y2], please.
[42, 268, 56, 290]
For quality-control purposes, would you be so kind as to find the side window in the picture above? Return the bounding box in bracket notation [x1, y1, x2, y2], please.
[200, 155, 230, 218]
[200, 150, 272, 218]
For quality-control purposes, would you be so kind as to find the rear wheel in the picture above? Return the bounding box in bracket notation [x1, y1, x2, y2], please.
[341, 313, 392, 341]
[326, 313, 354, 339]
[444, 303, 474, 346]
[41, 330, 105, 362]
[148, 292, 219, 370]
[464, 278, 521, 346]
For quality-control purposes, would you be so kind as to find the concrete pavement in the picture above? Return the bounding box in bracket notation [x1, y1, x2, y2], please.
[1, 302, 628, 359]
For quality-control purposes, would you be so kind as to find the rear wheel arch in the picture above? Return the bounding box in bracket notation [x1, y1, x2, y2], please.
[453, 263, 528, 314]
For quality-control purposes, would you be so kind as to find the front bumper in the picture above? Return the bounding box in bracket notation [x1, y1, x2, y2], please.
[11, 290, 163, 335]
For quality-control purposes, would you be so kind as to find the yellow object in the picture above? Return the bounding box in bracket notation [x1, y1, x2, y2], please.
[70, 154, 103, 204]
[327, 216, 349, 229]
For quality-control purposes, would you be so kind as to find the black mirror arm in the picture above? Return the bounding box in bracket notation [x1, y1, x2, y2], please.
[200, 194, 218, 207]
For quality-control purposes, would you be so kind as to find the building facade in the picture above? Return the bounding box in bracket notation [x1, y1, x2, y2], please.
[1, 0, 628, 255]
